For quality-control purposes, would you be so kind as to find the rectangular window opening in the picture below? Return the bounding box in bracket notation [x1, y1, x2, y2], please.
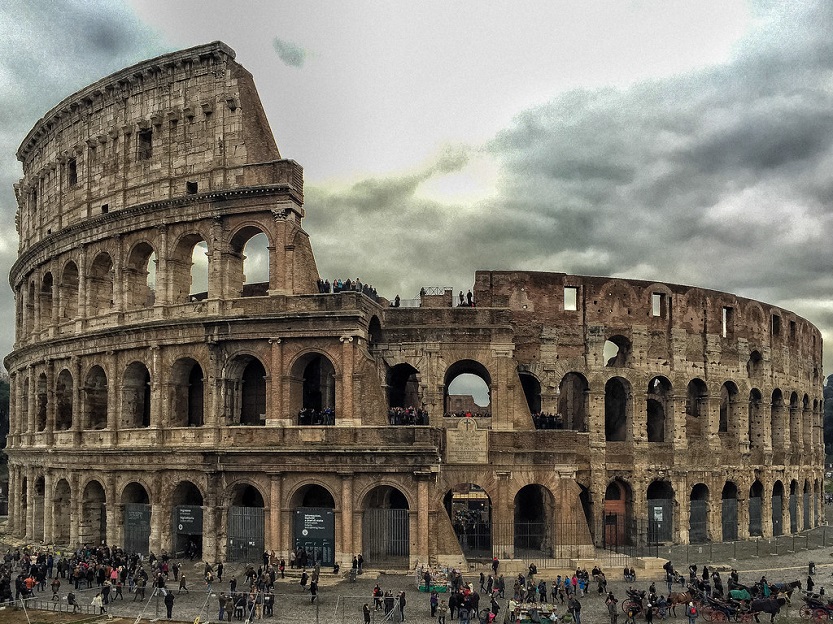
[137, 129, 152, 161]
[186, 181, 198, 194]
[772, 314, 781, 336]
[651, 293, 666, 317]
[68, 158, 77, 186]
[564, 286, 577, 311]
[722, 306, 734, 338]
[790, 320, 796, 340]
[101, 204, 109, 214]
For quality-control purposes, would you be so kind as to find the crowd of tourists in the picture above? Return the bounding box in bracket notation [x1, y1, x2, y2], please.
[532, 412, 565, 430]
[388, 406, 429, 425]
[297, 407, 335, 425]
[444, 410, 492, 418]
[316, 278, 379, 301]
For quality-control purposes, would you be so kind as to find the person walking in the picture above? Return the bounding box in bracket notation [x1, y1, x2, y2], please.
[92, 592, 105, 614]
[687, 601, 698, 624]
[164, 590, 175, 620]
[568, 595, 582, 624]
[438, 599, 448, 624]
[179, 574, 188, 594]
[399, 590, 407, 621]
[606, 592, 618, 624]
[364, 603, 372, 624]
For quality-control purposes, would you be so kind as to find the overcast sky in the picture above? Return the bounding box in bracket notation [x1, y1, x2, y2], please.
[2, 1, 833, 376]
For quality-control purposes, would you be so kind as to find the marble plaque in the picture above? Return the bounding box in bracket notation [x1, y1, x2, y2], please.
[445, 418, 489, 464]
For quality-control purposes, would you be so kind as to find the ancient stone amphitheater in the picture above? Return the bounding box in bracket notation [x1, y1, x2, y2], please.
[4, 42, 824, 568]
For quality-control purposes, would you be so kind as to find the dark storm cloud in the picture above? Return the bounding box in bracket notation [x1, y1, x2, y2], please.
[304, 1, 833, 364]
[272, 38, 307, 68]
[0, 0, 166, 366]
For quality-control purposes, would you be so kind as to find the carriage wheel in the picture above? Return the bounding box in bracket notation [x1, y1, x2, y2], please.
[739, 612, 755, 623]
[711, 610, 728, 621]
[801, 606, 814, 620]
[813, 609, 829, 623]
[701, 606, 716, 622]
[623, 600, 639, 615]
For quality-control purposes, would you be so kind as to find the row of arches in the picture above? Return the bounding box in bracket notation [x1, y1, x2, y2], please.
[604, 477, 822, 546]
[18, 225, 272, 337]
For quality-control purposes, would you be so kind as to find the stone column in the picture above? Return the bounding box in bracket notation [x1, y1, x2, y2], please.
[761, 482, 773, 537]
[8, 371, 17, 446]
[149, 345, 163, 428]
[269, 473, 282, 552]
[27, 364, 36, 443]
[492, 345, 515, 431]
[339, 337, 354, 424]
[77, 245, 87, 324]
[269, 339, 286, 425]
[105, 478, 118, 547]
[340, 473, 354, 564]
[69, 472, 81, 548]
[671, 392, 687, 451]
[494, 470, 513, 559]
[43, 470, 54, 544]
[155, 224, 169, 306]
[416, 475, 430, 565]
[112, 234, 124, 313]
[25, 465, 35, 541]
[215, 504, 228, 564]
[208, 216, 224, 299]
[45, 359, 55, 447]
[10, 465, 21, 537]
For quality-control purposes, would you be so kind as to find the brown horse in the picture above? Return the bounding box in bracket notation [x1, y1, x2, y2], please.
[668, 590, 696, 617]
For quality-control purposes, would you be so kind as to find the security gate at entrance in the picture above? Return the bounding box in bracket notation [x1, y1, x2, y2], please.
[362, 508, 409, 564]
[689, 500, 707, 543]
[294, 508, 335, 566]
[749, 497, 762, 535]
[772, 495, 783, 536]
[124, 503, 151, 554]
[647, 499, 672, 544]
[722, 498, 738, 541]
[227, 506, 264, 562]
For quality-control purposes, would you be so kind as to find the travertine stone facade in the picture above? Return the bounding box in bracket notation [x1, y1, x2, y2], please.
[6, 42, 824, 567]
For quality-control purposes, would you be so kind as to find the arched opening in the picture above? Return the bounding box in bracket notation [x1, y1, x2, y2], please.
[689, 484, 709, 544]
[719, 381, 738, 434]
[605, 377, 630, 441]
[292, 484, 337, 567]
[171, 481, 204, 559]
[603, 479, 633, 548]
[646, 481, 674, 544]
[604, 335, 631, 367]
[368, 316, 383, 347]
[789, 392, 800, 453]
[60, 261, 79, 320]
[83, 365, 108, 430]
[772, 480, 784, 537]
[749, 480, 763, 536]
[789, 480, 799, 533]
[748, 389, 763, 450]
[686, 379, 708, 440]
[80, 480, 107, 545]
[387, 363, 426, 424]
[771, 389, 785, 451]
[21, 377, 29, 432]
[518, 370, 542, 414]
[514, 484, 555, 557]
[53, 479, 71, 545]
[646, 376, 671, 442]
[747, 350, 763, 377]
[362, 486, 410, 565]
[721, 482, 738, 541]
[26, 280, 35, 335]
[227, 227, 270, 298]
[291, 353, 337, 425]
[558, 372, 589, 431]
[579, 485, 593, 543]
[36, 373, 47, 432]
[804, 480, 811, 530]
[125, 242, 156, 309]
[227, 484, 266, 562]
[171, 358, 203, 427]
[171, 234, 209, 303]
[239, 358, 267, 426]
[122, 362, 151, 428]
[445, 360, 491, 417]
[55, 369, 73, 430]
[88, 252, 114, 316]
[444, 483, 491, 558]
[122, 482, 151, 554]
[40, 273, 53, 328]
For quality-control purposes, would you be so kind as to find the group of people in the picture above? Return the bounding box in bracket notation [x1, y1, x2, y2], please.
[316, 278, 379, 301]
[444, 410, 492, 418]
[297, 407, 336, 425]
[457, 290, 475, 307]
[365, 584, 407, 622]
[388, 406, 429, 425]
[531, 412, 566, 430]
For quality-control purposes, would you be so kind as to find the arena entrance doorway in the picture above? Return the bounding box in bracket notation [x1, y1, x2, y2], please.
[514, 484, 555, 559]
[444, 483, 491, 559]
[171, 481, 203, 560]
[123, 483, 151, 555]
[227, 484, 265, 562]
[362, 486, 409, 566]
[293, 484, 336, 566]
[647, 481, 674, 544]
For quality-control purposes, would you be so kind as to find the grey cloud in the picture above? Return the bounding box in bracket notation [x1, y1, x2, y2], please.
[272, 38, 307, 68]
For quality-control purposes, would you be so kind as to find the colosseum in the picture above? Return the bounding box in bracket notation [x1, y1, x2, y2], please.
[4, 41, 825, 568]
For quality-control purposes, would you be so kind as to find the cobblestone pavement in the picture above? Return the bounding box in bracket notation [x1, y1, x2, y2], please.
[10, 546, 833, 624]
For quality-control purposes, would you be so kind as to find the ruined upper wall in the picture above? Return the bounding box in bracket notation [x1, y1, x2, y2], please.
[474, 269, 823, 378]
[14, 42, 296, 251]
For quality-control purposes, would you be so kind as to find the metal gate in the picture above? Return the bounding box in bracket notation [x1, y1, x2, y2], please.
[804, 493, 811, 530]
[124, 503, 151, 554]
[227, 506, 265, 563]
[772, 495, 783, 536]
[647, 499, 673, 544]
[689, 500, 707, 543]
[721, 498, 738, 541]
[789, 494, 798, 533]
[749, 497, 762, 536]
[362, 508, 409, 564]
